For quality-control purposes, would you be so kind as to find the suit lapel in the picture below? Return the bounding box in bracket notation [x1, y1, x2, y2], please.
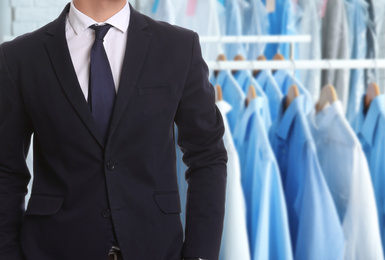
[107, 6, 152, 140]
[44, 4, 104, 148]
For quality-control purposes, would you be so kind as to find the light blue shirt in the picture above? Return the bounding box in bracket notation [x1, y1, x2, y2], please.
[255, 70, 283, 122]
[365, 0, 380, 89]
[210, 70, 246, 134]
[233, 97, 293, 260]
[345, 0, 370, 124]
[260, 0, 297, 60]
[310, 101, 384, 260]
[273, 70, 313, 115]
[353, 94, 385, 256]
[224, 0, 247, 59]
[233, 70, 272, 129]
[242, 0, 269, 59]
[269, 95, 345, 260]
[175, 128, 188, 231]
[295, 0, 322, 101]
[373, 0, 385, 94]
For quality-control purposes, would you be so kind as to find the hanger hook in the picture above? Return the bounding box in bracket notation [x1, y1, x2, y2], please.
[373, 58, 379, 84]
[291, 59, 296, 85]
[328, 59, 332, 84]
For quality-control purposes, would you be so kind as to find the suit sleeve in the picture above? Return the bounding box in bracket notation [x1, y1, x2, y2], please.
[0, 44, 32, 259]
[174, 32, 228, 260]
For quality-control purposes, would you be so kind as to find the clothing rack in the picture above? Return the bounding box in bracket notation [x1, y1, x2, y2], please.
[201, 35, 385, 70]
[200, 35, 311, 59]
[207, 59, 385, 71]
[200, 35, 312, 43]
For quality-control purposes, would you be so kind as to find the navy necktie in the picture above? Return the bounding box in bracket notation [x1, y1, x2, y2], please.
[89, 24, 116, 143]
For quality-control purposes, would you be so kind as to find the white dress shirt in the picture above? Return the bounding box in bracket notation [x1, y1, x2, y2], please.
[216, 100, 250, 260]
[310, 101, 384, 260]
[65, 1, 130, 100]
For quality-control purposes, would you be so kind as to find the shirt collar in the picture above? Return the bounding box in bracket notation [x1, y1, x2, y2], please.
[235, 96, 265, 143]
[68, 1, 130, 35]
[255, 70, 269, 86]
[314, 101, 343, 132]
[233, 70, 250, 91]
[360, 94, 385, 146]
[216, 70, 228, 87]
[276, 95, 306, 140]
[273, 70, 287, 87]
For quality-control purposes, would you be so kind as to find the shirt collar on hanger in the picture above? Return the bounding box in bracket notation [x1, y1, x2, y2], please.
[234, 96, 265, 143]
[255, 70, 270, 84]
[273, 70, 287, 87]
[314, 101, 343, 132]
[276, 95, 306, 140]
[360, 94, 385, 147]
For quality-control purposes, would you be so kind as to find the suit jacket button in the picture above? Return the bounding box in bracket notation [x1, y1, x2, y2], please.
[107, 162, 115, 170]
[101, 209, 111, 218]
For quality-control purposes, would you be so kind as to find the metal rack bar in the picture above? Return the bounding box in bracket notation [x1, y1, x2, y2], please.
[207, 59, 385, 70]
[199, 35, 312, 44]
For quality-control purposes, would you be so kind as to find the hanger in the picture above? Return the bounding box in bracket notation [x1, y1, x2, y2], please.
[253, 55, 267, 77]
[215, 84, 223, 102]
[365, 82, 380, 111]
[246, 85, 257, 107]
[272, 53, 284, 74]
[273, 53, 285, 61]
[315, 84, 338, 113]
[214, 54, 227, 77]
[232, 54, 245, 75]
[285, 84, 299, 110]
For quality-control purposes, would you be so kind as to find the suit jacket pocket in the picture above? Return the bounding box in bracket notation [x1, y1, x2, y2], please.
[153, 191, 181, 214]
[137, 85, 177, 95]
[25, 195, 64, 216]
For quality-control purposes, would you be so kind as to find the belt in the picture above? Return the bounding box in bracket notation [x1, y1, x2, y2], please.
[108, 246, 121, 260]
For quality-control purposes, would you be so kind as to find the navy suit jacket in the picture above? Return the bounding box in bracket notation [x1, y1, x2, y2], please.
[0, 4, 227, 260]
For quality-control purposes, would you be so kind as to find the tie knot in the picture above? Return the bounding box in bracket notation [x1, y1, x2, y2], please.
[90, 24, 112, 41]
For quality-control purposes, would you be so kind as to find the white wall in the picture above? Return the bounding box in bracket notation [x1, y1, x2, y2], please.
[1, 0, 147, 42]
[11, 0, 69, 37]
[0, 0, 12, 43]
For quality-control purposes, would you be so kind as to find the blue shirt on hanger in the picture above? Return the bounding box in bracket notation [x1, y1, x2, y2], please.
[372, 0, 385, 94]
[365, 0, 379, 89]
[345, 0, 370, 124]
[273, 70, 313, 115]
[233, 96, 293, 260]
[294, 0, 322, 102]
[210, 70, 246, 134]
[255, 70, 283, 122]
[242, 0, 269, 59]
[260, 0, 297, 60]
[310, 101, 384, 260]
[224, 0, 247, 59]
[269, 95, 345, 260]
[352, 94, 385, 256]
[175, 128, 188, 231]
[233, 70, 272, 129]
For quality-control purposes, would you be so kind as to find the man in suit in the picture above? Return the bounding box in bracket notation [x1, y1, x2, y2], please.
[0, 0, 227, 259]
